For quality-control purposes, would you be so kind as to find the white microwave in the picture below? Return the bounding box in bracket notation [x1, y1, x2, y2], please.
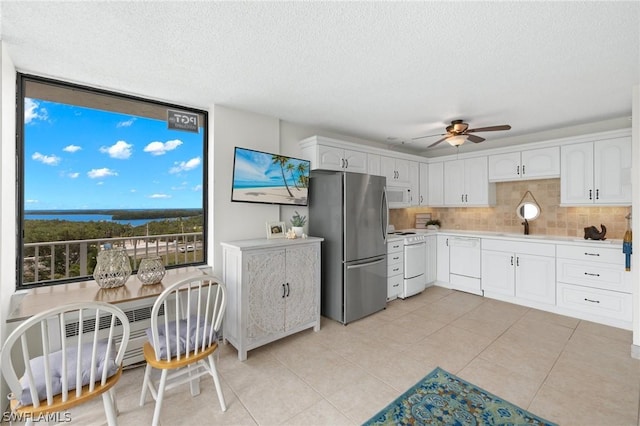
[386, 185, 411, 208]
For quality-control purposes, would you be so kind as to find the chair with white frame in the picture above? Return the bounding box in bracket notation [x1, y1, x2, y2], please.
[139, 274, 227, 426]
[0, 301, 131, 426]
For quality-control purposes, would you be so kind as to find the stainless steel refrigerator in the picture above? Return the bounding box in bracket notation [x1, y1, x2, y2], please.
[309, 171, 388, 324]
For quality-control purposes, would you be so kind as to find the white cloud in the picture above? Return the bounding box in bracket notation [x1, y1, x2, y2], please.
[87, 168, 118, 179]
[63, 145, 82, 153]
[149, 193, 171, 199]
[169, 157, 201, 174]
[130, 189, 137, 193]
[99, 140, 132, 159]
[32, 152, 61, 165]
[68, 172, 80, 178]
[117, 118, 136, 128]
[25, 199, 39, 204]
[24, 98, 49, 124]
[144, 139, 183, 156]
[192, 184, 202, 191]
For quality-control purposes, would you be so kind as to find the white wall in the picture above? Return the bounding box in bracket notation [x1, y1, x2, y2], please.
[210, 105, 280, 277]
[0, 41, 17, 411]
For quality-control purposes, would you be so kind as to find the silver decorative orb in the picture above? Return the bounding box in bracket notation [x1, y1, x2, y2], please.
[137, 257, 166, 285]
[93, 248, 132, 289]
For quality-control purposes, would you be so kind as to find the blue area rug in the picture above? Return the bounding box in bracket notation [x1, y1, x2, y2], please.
[363, 367, 556, 426]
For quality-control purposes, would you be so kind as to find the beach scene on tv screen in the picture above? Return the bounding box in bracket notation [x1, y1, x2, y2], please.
[232, 148, 309, 205]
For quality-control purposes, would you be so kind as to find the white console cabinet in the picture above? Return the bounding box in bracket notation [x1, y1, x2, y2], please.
[221, 238, 322, 360]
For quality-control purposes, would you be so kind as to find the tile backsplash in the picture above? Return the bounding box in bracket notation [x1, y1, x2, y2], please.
[390, 179, 631, 239]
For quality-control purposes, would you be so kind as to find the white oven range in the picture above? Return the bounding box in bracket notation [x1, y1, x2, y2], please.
[388, 231, 427, 298]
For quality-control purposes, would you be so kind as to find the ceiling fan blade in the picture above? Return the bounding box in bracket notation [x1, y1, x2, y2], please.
[466, 124, 511, 133]
[466, 134, 485, 143]
[427, 136, 449, 148]
[412, 132, 445, 141]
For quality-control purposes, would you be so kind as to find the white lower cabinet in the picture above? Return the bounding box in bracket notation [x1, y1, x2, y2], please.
[221, 238, 322, 361]
[556, 244, 632, 326]
[387, 239, 404, 301]
[481, 239, 555, 306]
[425, 235, 437, 285]
[436, 235, 450, 284]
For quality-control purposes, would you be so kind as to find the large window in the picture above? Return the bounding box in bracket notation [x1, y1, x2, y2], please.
[17, 74, 207, 288]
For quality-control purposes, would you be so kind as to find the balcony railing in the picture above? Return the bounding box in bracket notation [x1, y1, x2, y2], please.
[22, 232, 203, 286]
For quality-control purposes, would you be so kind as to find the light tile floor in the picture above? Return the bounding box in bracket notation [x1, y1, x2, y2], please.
[45, 287, 640, 425]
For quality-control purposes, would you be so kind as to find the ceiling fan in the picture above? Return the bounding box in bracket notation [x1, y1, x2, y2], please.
[413, 119, 511, 148]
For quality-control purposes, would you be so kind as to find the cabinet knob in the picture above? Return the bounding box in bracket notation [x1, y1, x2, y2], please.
[584, 298, 600, 304]
[522, 165, 525, 175]
[282, 283, 286, 298]
[516, 165, 520, 175]
[589, 189, 593, 200]
[584, 272, 600, 277]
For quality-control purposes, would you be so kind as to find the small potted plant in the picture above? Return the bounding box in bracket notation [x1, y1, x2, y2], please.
[426, 219, 441, 230]
[290, 211, 307, 237]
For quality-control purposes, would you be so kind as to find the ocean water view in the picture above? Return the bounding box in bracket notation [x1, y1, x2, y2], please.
[25, 213, 156, 227]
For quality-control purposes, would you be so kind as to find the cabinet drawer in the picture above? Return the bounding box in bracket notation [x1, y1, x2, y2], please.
[388, 262, 403, 277]
[557, 244, 624, 265]
[387, 275, 403, 300]
[387, 251, 404, 265]
[387, 241, 403, 253]
[557, 282, 632, 322]
[556, 258, 631, 293]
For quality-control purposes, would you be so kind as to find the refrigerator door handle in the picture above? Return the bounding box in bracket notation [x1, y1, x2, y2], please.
[381, 186, 388, 244]
[346, 257, 386, 270]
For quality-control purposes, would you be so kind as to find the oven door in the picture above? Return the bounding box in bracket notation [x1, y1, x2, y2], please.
[404, 242, 426, 279]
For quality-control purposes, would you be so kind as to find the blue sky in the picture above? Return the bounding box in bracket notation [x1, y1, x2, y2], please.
[24, 99, 204, 210]
[233, 147, 309, 188]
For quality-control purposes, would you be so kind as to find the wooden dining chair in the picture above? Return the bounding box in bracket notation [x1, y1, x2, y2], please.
[139, 274, 227, 426]
[0, 301, 131, 426]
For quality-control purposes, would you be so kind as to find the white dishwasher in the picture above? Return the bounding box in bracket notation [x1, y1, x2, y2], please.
[448, 237, 482, 295]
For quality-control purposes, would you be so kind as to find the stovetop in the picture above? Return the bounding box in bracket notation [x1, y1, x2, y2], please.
[388, 231, 416, 236]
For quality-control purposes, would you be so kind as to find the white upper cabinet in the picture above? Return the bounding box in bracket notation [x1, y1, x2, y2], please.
[367, 153, 381, 176]
[488, 147, 560, 182]
[408, 161, 420, 206]
[444, 157, 495, 206]
[561, 137, 631, 205]
[427, 162, 444, 206]
[419, 163, 429, 206]
[301, 141, 368, 174]
[381, 156, 410, 186]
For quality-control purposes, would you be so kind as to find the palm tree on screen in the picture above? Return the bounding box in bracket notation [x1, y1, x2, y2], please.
[271, 155, 294, 197]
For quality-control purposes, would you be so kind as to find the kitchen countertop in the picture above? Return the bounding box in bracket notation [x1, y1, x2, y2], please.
[390, 228, 623, 247]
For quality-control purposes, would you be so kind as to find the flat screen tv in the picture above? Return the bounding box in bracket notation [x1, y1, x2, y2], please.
[231, 147, 310, 206]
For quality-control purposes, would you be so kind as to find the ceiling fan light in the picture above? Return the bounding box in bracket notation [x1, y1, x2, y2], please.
[447, 135, 467, 146]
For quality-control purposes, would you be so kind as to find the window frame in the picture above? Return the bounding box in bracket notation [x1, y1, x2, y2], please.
[16, 73, 208, 289]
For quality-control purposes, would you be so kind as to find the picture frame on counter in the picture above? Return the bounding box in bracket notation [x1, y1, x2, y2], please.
[266, 221, 286, 239]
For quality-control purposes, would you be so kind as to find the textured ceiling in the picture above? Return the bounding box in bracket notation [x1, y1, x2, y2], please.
[1, 1, 638, 156]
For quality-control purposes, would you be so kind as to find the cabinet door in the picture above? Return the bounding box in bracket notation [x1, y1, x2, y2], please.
[427, 162, 444, 206]
[521, 147, 560, 179]
[284, 245, 319, 331]
[464, 157, 490, 205]
[394, 159, 410, 185]
[419, 163, 429, 206]
[425, 236, 437, 285]
[380, 156, 397, 182]
[367, 153, 382, 176]
[343, 149, 368, 174]
[444, 160, 465, 205]
[246, 250, 286, 339]
[408, 161, 420, 206]
[515, 253, 555, 305]
[594, 137, 631, 204]
[561, 142, 594, 205]
[317, 145, 345, 171]
[481, 250, 515, 296]
[436, 235, 450, 283]
[488, 152, 520, 181]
